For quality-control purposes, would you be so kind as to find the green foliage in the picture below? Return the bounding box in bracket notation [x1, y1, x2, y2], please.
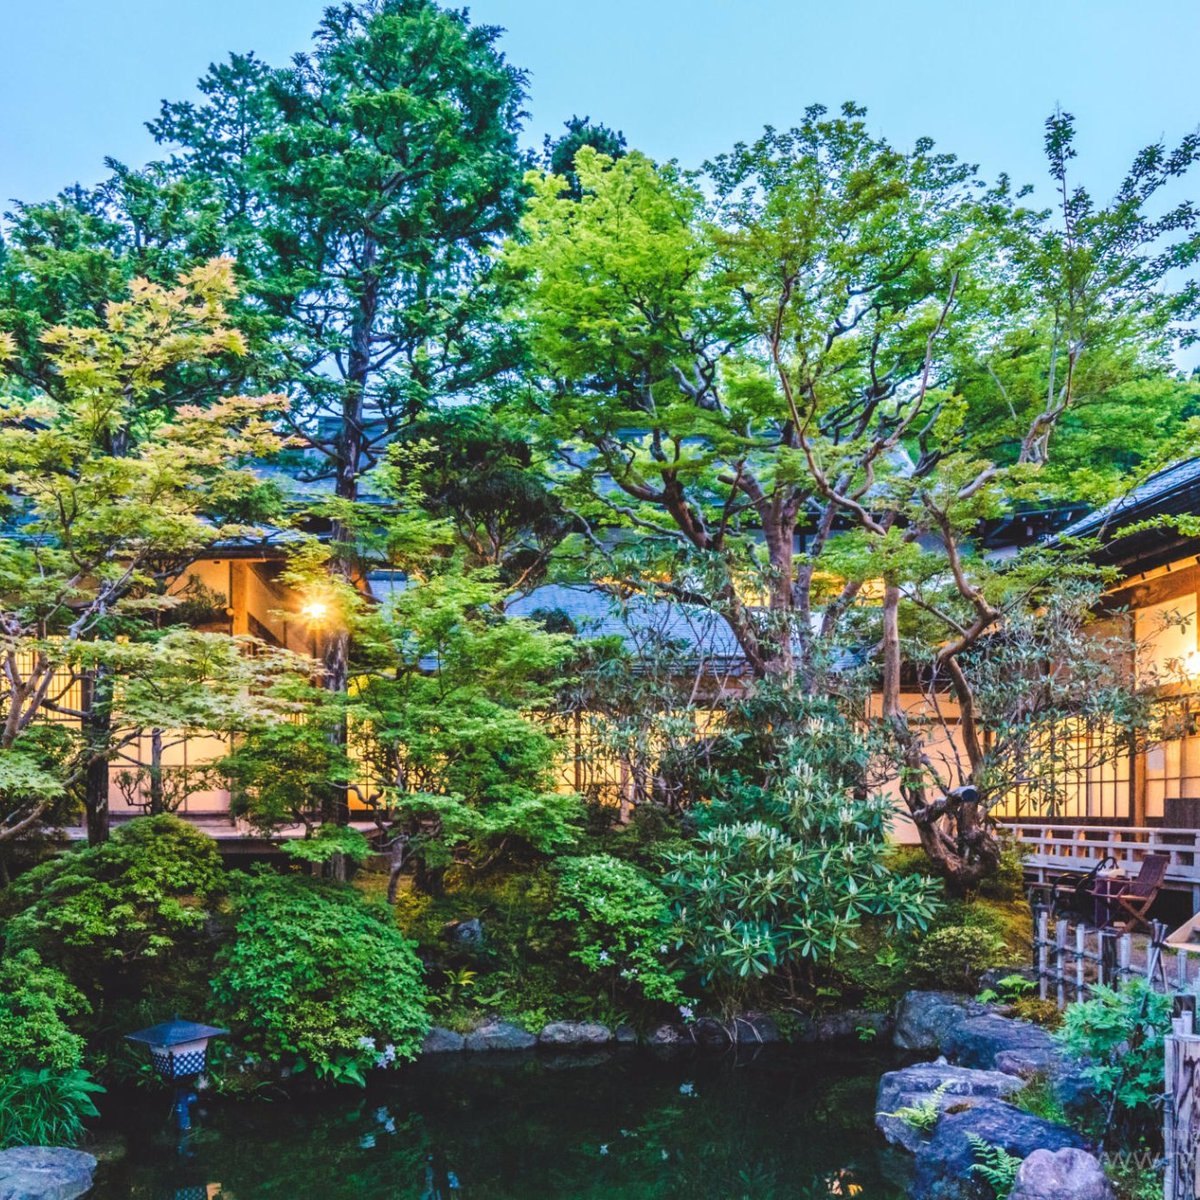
[665, 730, 940, 1006]
[283, 825, 373, 867]
[551, 854, 685, 1007]
[913, 925, 1007, 992]
[877, 1081, 951, 1133]
[1013, 1075, 1067, 1125]
[3, 814, 226, 992]
[966, 1134, 1023, 1198]
[152, 0, 528, 497]
[1056, 980, 1172, 1143]
[0, 1068, 105, 1150]
[0, 258, 293, 839]
[349, 566, 583, 889]
[212, 871, 429, 1085]
[0, 951, 90, 1073]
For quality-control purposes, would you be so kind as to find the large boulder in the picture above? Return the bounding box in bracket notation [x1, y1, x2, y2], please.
[0, 1147, 97, 1200]
[894, 991, 990, 1053]
[943, 1013, 1060, 1073]
[421, 1026, 465, 1054]
[1009, 1148, 1114, 1200]
[538, 1022, 613, 1047]
[912, 1098, 1084, 1200]
[463, 1021, 537, 1052]
[875, 1060, 1024, 1153]
[731, 1012, 781, 1045]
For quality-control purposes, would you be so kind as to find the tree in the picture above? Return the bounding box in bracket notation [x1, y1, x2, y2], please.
[147, 2, 536, 828]
[506, 105, 1200, 887]
[0, 259, 288, 843]
[389, 408, 568, 596]
[541, 114, 627, 200]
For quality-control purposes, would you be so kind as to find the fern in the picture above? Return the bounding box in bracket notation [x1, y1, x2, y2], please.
[878, 1080, 952, 1132]
[967, 1133, 1023, 1198]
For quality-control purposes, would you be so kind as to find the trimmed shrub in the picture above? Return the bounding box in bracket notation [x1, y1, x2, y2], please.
[912, 924, 1007, 991]
[212, 871, 429, 1085]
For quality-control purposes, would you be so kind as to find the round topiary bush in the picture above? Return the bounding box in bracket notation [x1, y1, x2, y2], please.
[212, 871, 430, 1085]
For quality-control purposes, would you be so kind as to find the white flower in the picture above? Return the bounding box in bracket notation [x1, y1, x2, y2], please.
[679, 1082, 695, 1096]
[356, 1035, 377, 1051]
[658, 945, 668, 955]
[678, 1005, 695, 1021]
[598, 951, 611, 964]
[599, 1144, 609, 1157]
[359, 1134, 376, 1149]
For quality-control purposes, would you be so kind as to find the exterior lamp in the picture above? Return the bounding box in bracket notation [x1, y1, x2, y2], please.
[126, 1018, 228, 1132]
[301, 598, 330, 622]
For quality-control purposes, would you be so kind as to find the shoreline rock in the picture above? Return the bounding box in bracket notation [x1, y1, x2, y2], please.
[875, 1060, 1024, 1153]
[0, 1147, 97, 1200]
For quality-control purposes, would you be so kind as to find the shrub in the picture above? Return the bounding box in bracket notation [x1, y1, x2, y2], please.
[212, 871, 429, 1085]
[0, 1068, 104, 1150]
[551, 854, 685, 1007]
[3, 814, 226, 995]
[666, 741, 940, 1006]
[1056, 979, 1172, 1145]
[0, 951, 90, 1073]
[913, 925, 1007, 992]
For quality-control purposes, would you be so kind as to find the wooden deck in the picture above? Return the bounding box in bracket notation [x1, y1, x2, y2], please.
[1011, 820, 1200, 908]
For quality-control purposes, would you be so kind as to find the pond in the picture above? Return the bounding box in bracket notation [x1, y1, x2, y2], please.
[94, 1046, 909, 1199]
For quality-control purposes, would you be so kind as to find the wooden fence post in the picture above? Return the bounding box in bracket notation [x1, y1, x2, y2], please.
[1165, 1003, 1200, 1200]
[1055, 919, 1069, 1009]
[1036, 907, 1049, 1000]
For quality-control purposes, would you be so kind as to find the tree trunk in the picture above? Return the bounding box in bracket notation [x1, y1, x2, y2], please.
[880, 581, 1001, 895]
[81, 668, 112, 845]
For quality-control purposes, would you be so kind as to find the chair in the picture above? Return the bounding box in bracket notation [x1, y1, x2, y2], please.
[1112, 853, 1171, 934]
[1045, 855, 1118, 921]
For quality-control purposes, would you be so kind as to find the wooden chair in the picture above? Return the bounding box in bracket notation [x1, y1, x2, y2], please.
[1112, 853, 1171, 933]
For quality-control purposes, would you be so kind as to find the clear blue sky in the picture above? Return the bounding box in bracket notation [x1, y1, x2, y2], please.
[1, 0, 1197, 209]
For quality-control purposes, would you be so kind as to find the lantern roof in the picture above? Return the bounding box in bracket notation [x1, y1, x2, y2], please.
[125, 1019, 229, 1048]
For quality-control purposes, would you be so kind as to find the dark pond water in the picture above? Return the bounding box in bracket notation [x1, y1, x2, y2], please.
[93, 1047, 910, 1199]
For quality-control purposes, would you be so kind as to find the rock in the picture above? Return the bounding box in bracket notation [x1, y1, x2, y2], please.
[614, 1024, 638, 1045]
[691, 1017, 731, 1047]
[894, 990, 990, 1053]
[912, 1098, 1084, 1200]
[463, 1021, 537, 1052]
[1009, 1148, 1114, 1200]
[875, 1061, 1024, 1153]
[944, 1013, 1060, 1073]
[647, 1023, 687, 1047]
[538, 1021, 613, 1047]
[421, 1026, 466, 1054]
[994, 1046, 1065, 1078]
[445, 917, 484, 946]
[0, 1147, 97, 1200]
[731, 1012, 781, 1045]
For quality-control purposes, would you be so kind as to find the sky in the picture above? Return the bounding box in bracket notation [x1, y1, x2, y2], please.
[1, 0, 1198, 210]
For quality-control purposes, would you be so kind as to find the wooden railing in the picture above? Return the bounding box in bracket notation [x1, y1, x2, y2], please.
[1011, 822, 1200, 902]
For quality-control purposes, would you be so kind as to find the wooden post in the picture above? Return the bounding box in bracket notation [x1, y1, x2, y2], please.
[1036, 907, 1050, 1001]
[1055, 919, 1069, 1009]
[1100, 928, 1117, 988]
[1075, 924, 1086, 1001]
[1165, 1004, 1200, 1200]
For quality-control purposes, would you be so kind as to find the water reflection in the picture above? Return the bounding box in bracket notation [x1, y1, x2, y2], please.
[102, 1047, 907, 1200]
